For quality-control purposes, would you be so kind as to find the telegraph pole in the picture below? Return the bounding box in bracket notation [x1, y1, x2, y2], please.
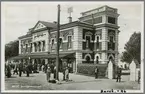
[56, 4, 60, 80]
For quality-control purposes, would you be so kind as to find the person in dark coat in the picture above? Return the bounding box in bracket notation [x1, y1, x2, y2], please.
[94, 66, 99, 79]
[46, 64, 51, 82]
[25, 64, 30, 77]
[53, 66, 56, 79]
[63, 66, 66, 80]
[65, 66, 69, 81]
[116, 67, 122, 82]
[18, 62, 23, 77]
[13, 64, 18, 75]
[138, 70, 140, 84]
[6, 63, 12, 78]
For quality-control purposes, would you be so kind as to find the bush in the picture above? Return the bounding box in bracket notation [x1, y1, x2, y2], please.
[77, 63, 108, 78]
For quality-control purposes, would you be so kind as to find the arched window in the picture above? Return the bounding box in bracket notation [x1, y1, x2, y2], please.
[86, 36, 91, 49]
[51, 39, 54, 49]
[86, 56, 90, 63]
[96, 56, 99, 64]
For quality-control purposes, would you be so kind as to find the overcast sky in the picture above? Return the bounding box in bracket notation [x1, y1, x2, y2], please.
[1, 1, 144, 53]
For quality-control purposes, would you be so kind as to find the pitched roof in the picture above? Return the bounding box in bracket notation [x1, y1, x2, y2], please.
[39, 21, 57, 28]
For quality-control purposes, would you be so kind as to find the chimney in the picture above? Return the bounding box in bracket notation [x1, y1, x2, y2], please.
[68, 16, 72, 23]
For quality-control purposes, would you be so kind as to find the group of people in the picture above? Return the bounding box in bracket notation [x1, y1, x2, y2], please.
[5, 61, 33, 78]
[46, 64, 70, 82]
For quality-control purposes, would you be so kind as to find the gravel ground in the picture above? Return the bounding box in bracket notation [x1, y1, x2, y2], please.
[5, 71, 140, 90]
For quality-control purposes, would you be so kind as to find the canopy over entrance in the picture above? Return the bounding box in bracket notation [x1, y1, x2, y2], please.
[10, 53, 75, 60]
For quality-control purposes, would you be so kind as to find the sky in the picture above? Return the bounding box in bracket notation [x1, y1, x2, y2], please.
[1, 1, 144, 53]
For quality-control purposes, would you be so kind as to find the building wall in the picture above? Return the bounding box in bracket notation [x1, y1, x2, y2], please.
[19, 37, 32, 54]
[32, 30, 49, 53]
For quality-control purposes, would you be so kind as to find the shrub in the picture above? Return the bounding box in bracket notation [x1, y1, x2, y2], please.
[77, 63, 108, 78]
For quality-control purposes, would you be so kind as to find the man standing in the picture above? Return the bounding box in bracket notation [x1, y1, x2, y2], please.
[46, 64, 51, 82]
[65, 66, 69, 81]
[116, 67, 122, 82]
[13, 63, 18, 75]
[6, 62, 12, 78]
[25, 63, 30, 77]
[18, 62, 23, 77]
[94, 66, 98, 79]
[63, 66, 66, 81]
[53, 66, 56, 79]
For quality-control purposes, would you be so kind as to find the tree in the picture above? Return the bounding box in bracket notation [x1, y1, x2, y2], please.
[121, 32, 141, 64]
[5, 40, 19, 60]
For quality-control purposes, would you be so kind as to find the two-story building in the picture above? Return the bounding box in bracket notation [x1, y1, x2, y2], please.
[12, 5, 120, 75]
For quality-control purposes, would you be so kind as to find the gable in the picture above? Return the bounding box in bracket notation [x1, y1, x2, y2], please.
[34, 22, 46, 31]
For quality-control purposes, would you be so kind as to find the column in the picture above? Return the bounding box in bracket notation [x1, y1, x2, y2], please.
[32, 59, 35, 65]
[115, 30, 119, 65]
[19, 40, 21, 54]
[75, 52, 82, 73]
[41, 41, 43, 52]
[32, 43, 35, 52]
[45, 59, 48, 65]
[73, 26, 83, 50]
[101, 27, 108, 50]
[102, 15, 107, 24]
[101, 27, 108, 64]
[46, 34, 49, 52]
[36, 42, 39, 52]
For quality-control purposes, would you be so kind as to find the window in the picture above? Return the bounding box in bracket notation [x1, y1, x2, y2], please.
[94, 17, 102, 24]
[96, 36, 99, 49]
[86, 56, 90, 63]
[86, 36, 91, 49]
[51, 39, 54, 49]
[68, 36, 72, 48]
[34, 43, 37, 52]
[96, 56, 99, 64]
[84, 17, 102, 24]
[30, 43, 32, 52]
[108, 36, 115, 50]
[42, 41, 45, 51]
[38, 42, 41, 51]
[59, 38, 63, 48]
[110, 36, 114, 42]
[108, 17, 116, 24]
[25, 44, 28, 52]
[21, 45, 23, 54]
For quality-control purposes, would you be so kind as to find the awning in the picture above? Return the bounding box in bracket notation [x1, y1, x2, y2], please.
[10, 53, 75, 60]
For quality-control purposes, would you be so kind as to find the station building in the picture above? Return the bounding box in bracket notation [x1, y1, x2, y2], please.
[13, 5, 120, 75]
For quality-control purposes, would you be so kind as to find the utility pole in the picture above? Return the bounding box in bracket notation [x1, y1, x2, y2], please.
[56, 4, 60, 80]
